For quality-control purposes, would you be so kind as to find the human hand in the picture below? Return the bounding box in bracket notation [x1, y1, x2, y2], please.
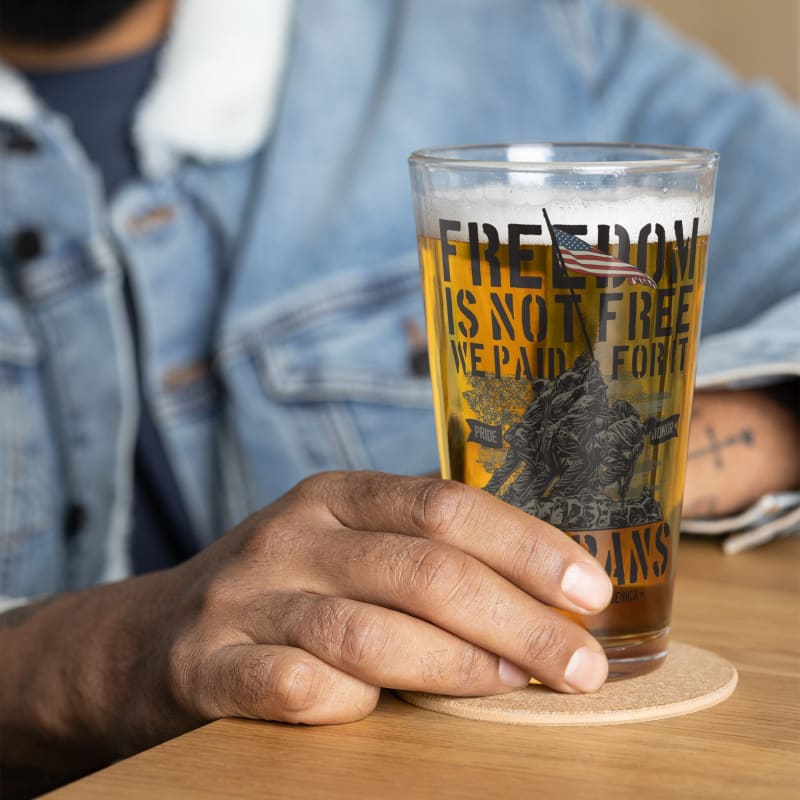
[160, 472, 613, 729]
[683, 389, 800, 518]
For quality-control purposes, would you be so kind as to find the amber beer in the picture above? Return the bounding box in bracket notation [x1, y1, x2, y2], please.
[417, 217, 708, 673]
[410, 144, 718, 678]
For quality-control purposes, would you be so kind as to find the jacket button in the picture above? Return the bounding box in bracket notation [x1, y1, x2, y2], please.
[63, 503, 87, 541]
[12, 228, 43, 262]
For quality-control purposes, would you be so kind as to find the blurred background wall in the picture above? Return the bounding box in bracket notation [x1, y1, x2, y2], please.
[625, 0, 800, 101]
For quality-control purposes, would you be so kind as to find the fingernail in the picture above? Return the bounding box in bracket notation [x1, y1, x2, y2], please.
[564, 647, 608, 693]
[561, 562, 612, 613]
[498, 658, 531, 688]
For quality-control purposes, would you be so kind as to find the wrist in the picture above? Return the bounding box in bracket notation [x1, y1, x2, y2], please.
[0, 570, 192, 771]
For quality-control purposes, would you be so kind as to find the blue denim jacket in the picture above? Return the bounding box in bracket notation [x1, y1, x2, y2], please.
[1, 0, 799, 602]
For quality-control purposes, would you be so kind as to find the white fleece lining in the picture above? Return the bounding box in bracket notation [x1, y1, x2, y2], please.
[0, 61, 40, 123]
[0, 0, 293, 176]
[133, 0, 293, 175]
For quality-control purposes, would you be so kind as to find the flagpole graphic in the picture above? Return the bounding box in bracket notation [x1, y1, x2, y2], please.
[541, 208, 595, 360]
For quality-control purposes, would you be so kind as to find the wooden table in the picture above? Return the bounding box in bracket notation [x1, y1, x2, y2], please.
[47, 536, 800, 799]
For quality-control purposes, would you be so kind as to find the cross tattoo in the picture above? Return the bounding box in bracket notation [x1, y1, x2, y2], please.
[688, 427, 754, 467]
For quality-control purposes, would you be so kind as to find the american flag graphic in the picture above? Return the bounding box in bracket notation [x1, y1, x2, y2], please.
[552, 227, 657, 288]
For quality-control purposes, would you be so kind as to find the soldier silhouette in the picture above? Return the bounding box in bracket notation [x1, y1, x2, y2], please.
[483, 353, 663, 528]
[588, 400, 656, 501]
[484, 377, 553, 498]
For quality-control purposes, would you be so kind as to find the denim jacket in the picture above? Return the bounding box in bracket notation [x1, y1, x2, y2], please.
[1, 0, 798, 603]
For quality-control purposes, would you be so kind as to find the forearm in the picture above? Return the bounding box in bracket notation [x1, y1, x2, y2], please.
[683, 388, 800, 518]
[0, 469, 620, 799]
[0, 571, 192, 774]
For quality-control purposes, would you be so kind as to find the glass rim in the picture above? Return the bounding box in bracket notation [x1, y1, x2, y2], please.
[408, 142, 719, 174]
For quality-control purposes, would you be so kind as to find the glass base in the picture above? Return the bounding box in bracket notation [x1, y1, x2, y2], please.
[600, 627, 670, 680]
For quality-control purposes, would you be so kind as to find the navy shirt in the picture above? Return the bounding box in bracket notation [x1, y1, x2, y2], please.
[25, 48, 199, 573]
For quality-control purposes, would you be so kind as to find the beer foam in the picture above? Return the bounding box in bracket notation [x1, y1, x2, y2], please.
[417, 184, 712, 243]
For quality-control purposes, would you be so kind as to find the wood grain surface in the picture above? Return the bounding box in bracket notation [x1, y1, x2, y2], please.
[45, 536, 800, 799]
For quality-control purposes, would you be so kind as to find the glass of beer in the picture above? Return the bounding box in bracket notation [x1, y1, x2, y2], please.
[409, 143, 718, 679]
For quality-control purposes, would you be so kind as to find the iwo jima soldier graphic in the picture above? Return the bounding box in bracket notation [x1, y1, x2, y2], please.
[482, 211, 671, 530]
[482, 355, 663, 530]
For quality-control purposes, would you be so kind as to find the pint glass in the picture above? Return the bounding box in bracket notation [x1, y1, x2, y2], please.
[409, 144, 718, 678]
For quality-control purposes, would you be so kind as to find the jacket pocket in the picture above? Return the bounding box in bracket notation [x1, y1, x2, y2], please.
[218, 259, 440, 515]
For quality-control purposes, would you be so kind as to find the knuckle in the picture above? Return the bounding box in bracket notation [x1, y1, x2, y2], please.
[401, 542, 476, 609]
[304, 596, 346, 654]
[309, 599, 389, 668]
[291, 470, 345, 506]
[504, 533, 553, 586]
[239, 514, 304, 566]
[454, 647, 490, 687]
[254, 513, 286, 551]
[405, 541, 454, 591]
[235, 649, 279, 715]
[407, 542, 453, 590]
[521, 618, 563, 665]
[409, 480, 474, 539]
[292, 471, 327, 499]
[337, 607, 390, 667]
[268, 655, 323, 715]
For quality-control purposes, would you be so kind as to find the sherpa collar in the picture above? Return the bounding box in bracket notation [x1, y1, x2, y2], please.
[0, 0, 294, 176]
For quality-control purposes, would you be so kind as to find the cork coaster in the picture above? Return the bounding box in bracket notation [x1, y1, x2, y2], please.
[396, 642, 737, 725]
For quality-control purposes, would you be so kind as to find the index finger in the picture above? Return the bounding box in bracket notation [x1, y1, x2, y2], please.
[301, 471, 612, 616]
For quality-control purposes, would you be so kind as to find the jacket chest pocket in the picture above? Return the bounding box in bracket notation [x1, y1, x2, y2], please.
[219, 260, 440, 514]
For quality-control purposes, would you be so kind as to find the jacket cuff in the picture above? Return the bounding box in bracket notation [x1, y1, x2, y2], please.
[683, 492, 800, 554]
[695, 294, 800, 389]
